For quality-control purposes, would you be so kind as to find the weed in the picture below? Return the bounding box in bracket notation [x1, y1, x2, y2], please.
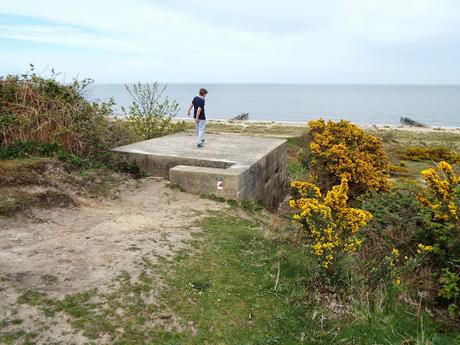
[40, 275, 58, 286]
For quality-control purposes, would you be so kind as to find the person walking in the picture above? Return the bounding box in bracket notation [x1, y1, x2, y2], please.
[188, 88, 208, 148]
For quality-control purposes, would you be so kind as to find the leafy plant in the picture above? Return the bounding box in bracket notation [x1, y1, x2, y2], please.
[122, 82, 184, 140]
[438, 268, 460, 317]
[360, 185, 422, 250]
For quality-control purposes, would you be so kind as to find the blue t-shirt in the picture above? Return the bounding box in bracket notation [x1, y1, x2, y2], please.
[192, 96, 206, 120]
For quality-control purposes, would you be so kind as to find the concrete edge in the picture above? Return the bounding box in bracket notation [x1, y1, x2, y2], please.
[169, 164, 242, 200]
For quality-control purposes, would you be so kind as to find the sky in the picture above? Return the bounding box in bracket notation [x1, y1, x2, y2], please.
[0, 0, 459, 84]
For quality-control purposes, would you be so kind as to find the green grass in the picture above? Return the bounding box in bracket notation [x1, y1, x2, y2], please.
[154, 216, 313, 344]
[149, 216, 460, 345]
[369, 128, 460, 151]
[183, 120, 307, 138]
[287, 160, 309, 181]
[368, 129, 460, 180]
[5, 214, 460, 344]
[3, 125, 460, 343]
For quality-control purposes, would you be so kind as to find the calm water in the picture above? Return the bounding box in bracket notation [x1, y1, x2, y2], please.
[86, 84, 460, 126]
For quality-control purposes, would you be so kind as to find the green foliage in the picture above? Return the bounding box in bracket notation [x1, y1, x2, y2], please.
[357, 176, 460, 319]
[287, 160, 308, 180]
[0, 69, 125, 158]
[0, 139, 141, 177]
[360, 186, 422, 246]
[5, 214, 459, 343]
[438, 267, 460, 318]
[0, 67, 143, 175]
[122, 82, 185, 140]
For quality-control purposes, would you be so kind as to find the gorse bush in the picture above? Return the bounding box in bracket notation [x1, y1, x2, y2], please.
[123, 82, 185, 140]
[0, 69, 129, 159]
[417, 161, 459, 223]
[360, 186, 423, 256]
[288, 119, 460, 322]
[416, 162, 460, 316]
[307, 119, 391, 197]
[290, 174, 372, 269]
[360, 163, 460, 317]
[401, 146, 460, 164]
[359, 185, 432, 290]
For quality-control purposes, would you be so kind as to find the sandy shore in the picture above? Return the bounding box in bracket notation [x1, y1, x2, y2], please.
[176, 118, 460, 134]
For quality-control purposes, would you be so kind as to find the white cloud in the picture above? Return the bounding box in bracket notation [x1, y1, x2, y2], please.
[0, 0, 459, 82]
[0, 24, 129, 51]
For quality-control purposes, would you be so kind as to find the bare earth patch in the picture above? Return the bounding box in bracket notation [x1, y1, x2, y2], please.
[0, 177, 224, 344]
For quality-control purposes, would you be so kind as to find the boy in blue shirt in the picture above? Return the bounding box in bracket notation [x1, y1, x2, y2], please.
[188, 88, 208, 148]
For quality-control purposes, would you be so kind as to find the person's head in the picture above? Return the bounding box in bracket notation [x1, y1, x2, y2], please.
[199, 88, 208, 98]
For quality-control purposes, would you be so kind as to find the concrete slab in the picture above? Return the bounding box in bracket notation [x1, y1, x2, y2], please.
[113, 132, 288, 207]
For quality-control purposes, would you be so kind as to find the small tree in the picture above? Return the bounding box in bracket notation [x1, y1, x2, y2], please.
[123, 82, 183, 140]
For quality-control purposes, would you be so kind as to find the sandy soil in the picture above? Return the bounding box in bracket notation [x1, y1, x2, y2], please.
[0, 177, 224, 343]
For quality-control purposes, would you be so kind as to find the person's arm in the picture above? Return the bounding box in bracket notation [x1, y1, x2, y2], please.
[195, 107, 202, 122]
[187, 104, 193, 117]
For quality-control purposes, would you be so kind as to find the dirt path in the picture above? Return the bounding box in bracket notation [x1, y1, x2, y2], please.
[0, 177, 224, 343]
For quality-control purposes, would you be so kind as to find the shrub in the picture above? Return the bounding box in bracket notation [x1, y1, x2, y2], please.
[123, 82, 185, 140]
[358, 185, 428, 289]
[290, 174, 373, 269]
[307, 119, 391, 197]
[416, 162, 459, 315]
[401, 146, 460, 164]
[417, 162, 459, 223]
[0, 69, 128, 159]
[361, 186, 423, 250]
[356, 164, 460, 317]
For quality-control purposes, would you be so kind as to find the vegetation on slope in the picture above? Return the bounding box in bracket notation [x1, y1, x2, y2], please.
[1, 67, 459, 343]
[0, 69, 184, 216]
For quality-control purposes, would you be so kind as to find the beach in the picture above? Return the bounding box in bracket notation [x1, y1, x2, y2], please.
[177, 118, 460, 137]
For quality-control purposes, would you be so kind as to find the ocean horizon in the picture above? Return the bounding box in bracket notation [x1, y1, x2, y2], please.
[86, 83, 460, 127]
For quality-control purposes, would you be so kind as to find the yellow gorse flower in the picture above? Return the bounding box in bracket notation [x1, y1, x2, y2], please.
[290, 174, 372, 269]
[416, 243, 433, 254]
[418, 161, 459, 222]
[307, 119, 391, 196]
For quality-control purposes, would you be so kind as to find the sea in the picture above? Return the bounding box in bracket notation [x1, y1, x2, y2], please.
[85, 84, 460, 127]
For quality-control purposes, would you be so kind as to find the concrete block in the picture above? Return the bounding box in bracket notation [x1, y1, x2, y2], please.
[113, 132, 288, 207]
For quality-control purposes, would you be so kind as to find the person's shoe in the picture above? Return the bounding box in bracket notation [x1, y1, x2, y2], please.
[197, 143, 204, 148]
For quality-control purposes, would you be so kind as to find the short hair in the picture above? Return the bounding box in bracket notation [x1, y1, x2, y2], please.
[199, 88, 208, 96]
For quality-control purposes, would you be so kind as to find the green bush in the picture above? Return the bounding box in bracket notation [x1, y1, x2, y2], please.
[0, 69, 128, 159]
[122, 82, 185, 140]
[361, 185, 422, 243]
[358, 176, 460, 319]
[0, 68, 147, 174]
